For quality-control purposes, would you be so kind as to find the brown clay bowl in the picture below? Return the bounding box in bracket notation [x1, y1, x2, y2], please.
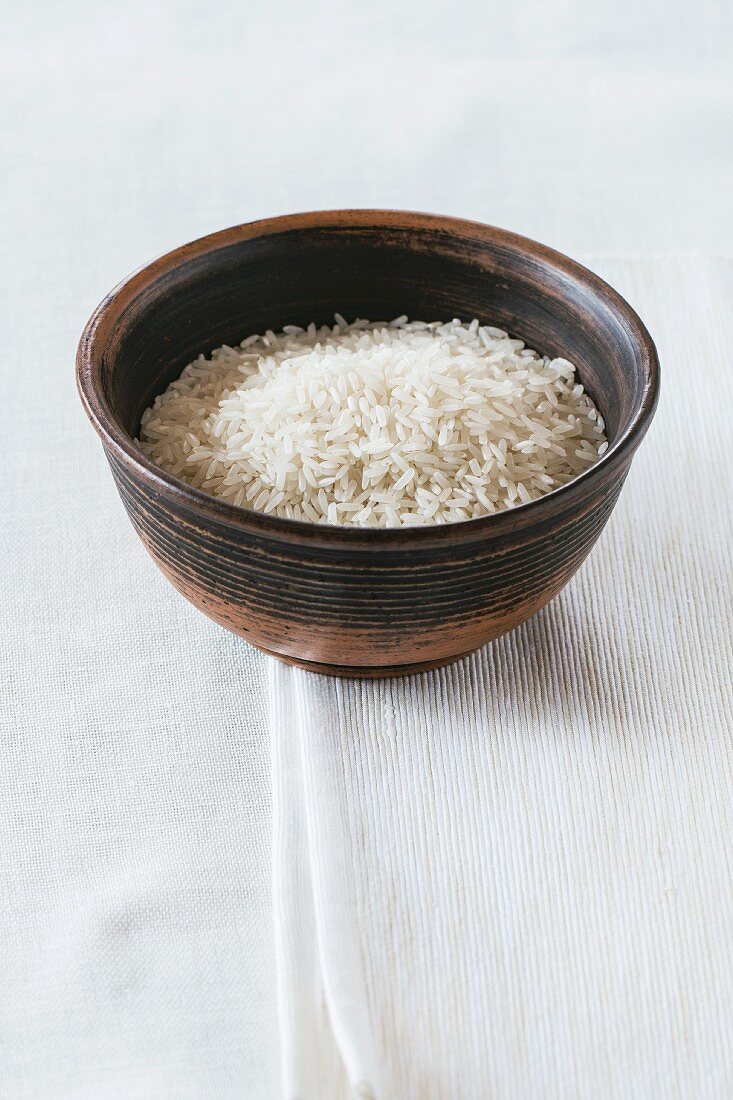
[76, 210, 659, 677]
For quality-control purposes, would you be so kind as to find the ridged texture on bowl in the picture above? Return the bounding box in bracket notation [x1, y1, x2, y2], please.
[77, 211, 659, 676]
[110, 451, 628, 674]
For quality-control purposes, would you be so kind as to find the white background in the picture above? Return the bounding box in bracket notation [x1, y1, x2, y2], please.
[1, 1, 732, 1097]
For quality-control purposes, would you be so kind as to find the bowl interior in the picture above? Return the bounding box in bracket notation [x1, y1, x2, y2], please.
[93, 217, 649, 450]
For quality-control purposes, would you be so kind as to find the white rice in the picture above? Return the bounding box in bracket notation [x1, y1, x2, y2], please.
[138, 316, 608, 527]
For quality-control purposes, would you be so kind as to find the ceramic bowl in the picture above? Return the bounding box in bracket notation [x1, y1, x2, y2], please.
[76, 210, 659, 676]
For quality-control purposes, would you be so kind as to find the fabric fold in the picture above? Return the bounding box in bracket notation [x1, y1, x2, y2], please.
[271, 662, 381, 1100]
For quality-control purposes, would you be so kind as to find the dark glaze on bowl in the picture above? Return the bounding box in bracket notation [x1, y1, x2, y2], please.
[76, 211, 659, 677]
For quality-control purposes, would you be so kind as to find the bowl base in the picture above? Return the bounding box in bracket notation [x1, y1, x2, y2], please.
[253, 642, 478, 679]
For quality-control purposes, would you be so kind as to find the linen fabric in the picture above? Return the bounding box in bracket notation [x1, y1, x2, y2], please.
[1, 1, 732, 1096]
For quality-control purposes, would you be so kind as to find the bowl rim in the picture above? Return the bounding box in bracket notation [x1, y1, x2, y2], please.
[76, 208, 660, 547]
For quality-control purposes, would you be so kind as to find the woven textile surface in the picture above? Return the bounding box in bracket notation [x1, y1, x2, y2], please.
[1, 1, 732, 1097]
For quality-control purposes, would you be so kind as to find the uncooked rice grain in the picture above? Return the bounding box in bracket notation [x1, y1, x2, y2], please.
[138, 317, 608, 527]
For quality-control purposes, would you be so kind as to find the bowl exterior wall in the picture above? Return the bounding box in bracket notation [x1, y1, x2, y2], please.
[107, 450, 630, 674]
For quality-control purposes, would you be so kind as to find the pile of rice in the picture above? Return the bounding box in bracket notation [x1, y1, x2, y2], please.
[138, 316, 608, 527]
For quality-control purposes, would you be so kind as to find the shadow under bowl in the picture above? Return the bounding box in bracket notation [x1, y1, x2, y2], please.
[76, 210, 659, 677]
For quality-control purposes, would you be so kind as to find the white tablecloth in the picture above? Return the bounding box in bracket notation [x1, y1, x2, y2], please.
[2, 2, 732, 1098]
